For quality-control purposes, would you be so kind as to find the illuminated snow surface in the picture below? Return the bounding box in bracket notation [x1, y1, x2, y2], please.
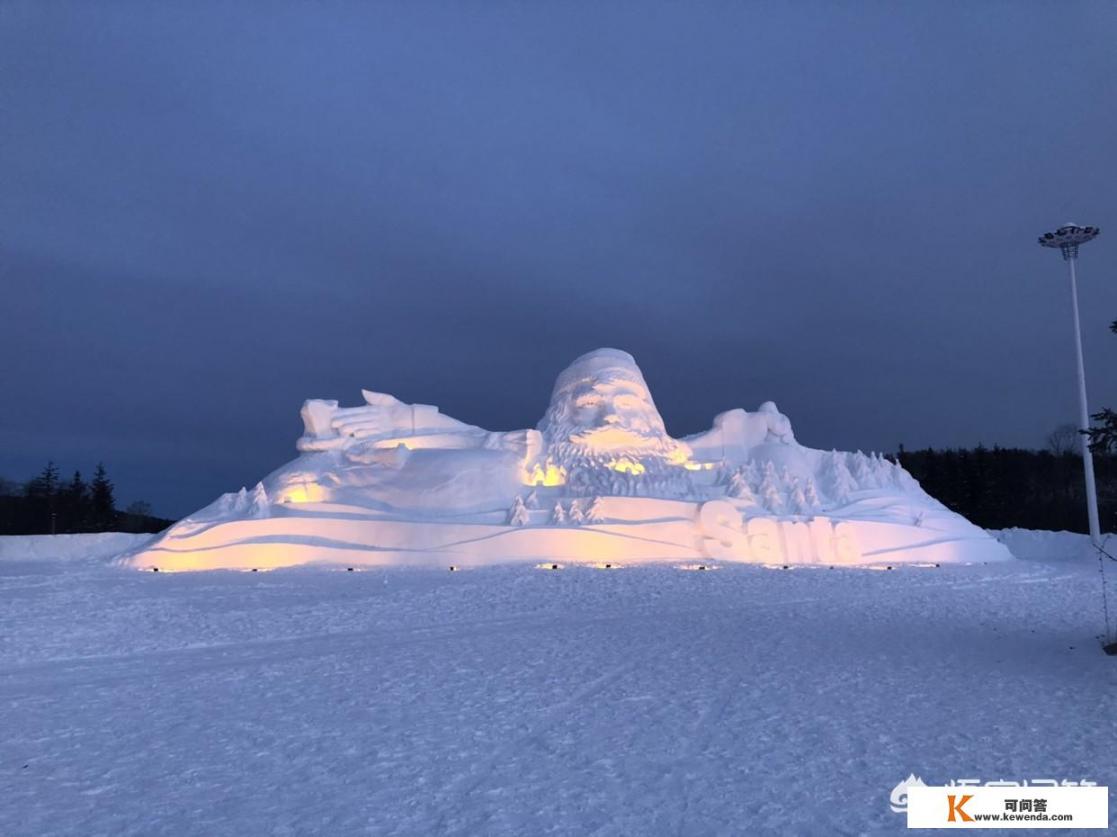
[123, 349, 1011, 572]
[1, 532, 1115, 835]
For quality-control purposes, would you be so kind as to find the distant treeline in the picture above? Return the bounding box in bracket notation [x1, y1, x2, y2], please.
[895, 444, 1117, 534]
[0, 462, 172, 536]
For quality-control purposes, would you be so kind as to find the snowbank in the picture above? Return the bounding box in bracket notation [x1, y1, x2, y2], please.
[990, 527, 1113, 562]
[0, 532, 157, 564]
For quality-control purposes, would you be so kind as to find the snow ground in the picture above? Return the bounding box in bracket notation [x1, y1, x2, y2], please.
[1, 537, 1115, 834]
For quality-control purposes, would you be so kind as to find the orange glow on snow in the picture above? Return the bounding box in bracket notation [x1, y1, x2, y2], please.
[523, 460, 567, 486]
[280, 482, 326, 503]
[606, 458, 645, 475]
[665, 448, 713, 471]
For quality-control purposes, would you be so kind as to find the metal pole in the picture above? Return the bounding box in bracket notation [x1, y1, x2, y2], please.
[1066, 253, 1102, 546]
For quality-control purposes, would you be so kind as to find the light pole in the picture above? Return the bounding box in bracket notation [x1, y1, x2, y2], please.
[1038, 223, 1102, 546]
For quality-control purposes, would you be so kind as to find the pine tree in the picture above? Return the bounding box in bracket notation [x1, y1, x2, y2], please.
[585, 496, 604, 523]
[788, 478, 809, 515]
[551, 501, 567, 525]
[1088, 409, 1117, 454]
[743, 460, 761, 487]
[27, 461, 59, 499]
[25, 462, 60, 533]
[524, 489, 540, 510]
[248, 483, 270, 519]
[758, 462, 784, 514]
[826, 452, 858, 506]
[850, 452, 875, 489]
[1086, 321, 1117, 454]
[62, 471, 89, 532]
[507, 495, 530, 526]
[90, 463, 116, 531]
[65, 470, 86, 502]
[802, 476, 821, 512]
[568, 499, 586, 525]
[779, 465, 795, 490]
[727, 469, 756, 503]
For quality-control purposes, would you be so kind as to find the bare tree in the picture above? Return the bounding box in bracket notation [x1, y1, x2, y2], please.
[1045, 423, 1080, 457]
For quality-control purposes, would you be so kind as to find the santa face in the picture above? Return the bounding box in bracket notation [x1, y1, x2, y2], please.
[539, 349, 680, 458]
[566, 376, 665, 450]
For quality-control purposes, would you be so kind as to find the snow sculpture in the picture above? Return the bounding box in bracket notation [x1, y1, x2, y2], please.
[824, 451, 859, 506]
[757, 462, 785, 515]
[124, 347, 1013, 571]
[297, 391, 479, 452]
[802, 477, 821, 513]
[535, 348, 697, 494]
[726, 469, 755, 502]
[685, 402, 795, 463]
[585, 497, 605, 523]
[507, 496, 530, 527]
[568, 499, 586, 525]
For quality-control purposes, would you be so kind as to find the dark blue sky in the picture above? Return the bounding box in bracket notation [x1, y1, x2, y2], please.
[2, 1, 1116, 518]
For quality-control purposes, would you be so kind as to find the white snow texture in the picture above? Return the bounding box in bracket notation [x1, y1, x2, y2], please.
[0, 530, 1110, 834]
[124, 349, 1010, 571]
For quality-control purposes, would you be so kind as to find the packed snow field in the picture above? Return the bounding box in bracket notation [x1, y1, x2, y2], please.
[1, 534, 1114, 834]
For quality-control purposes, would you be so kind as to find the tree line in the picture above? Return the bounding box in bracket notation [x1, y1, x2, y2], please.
[0, 462, 172, 536]
[895, 444, 1117, 534]
[899, 320, 1117, 534]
